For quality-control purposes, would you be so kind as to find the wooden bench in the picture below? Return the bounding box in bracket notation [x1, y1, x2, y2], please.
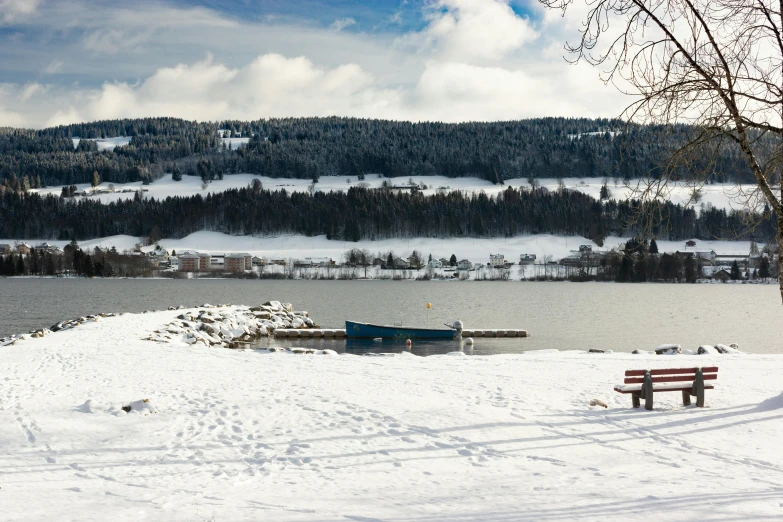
[614, 367, 718, 410]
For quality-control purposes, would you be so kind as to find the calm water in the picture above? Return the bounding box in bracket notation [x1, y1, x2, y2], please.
[0, 279, 781, 354]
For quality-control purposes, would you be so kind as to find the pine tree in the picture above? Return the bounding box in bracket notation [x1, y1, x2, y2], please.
[759, 256, 771, 279]
[730, 260, 741, 280]
[91, 171, 101, 188]
[649, 238, 659, 254]
[449, 254, 457, 266]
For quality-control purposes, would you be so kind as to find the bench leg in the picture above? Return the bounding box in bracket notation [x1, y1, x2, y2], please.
[644, 391, 653, 411]
[694, 369, 705, 407]
[632, 393, 640, 408]
[682, 389, 691, 406]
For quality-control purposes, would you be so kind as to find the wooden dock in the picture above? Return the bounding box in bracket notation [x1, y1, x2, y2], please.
[273, 329, 527, 339]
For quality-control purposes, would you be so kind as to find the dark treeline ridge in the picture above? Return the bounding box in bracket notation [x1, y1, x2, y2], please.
[0, 185, 776, 244]
[0, 116, 760, 188]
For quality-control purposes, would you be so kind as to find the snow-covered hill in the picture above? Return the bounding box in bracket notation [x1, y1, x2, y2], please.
[1, 307, 781, 521]
[31, 173, 755, 212]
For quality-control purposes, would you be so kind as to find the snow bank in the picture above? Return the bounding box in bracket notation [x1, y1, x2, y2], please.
[1, 307, 781, 521]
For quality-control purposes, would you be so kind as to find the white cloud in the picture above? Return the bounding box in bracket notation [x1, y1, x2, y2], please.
[33, 54, 404, 127]
[0, 0, 41, 24]
[330, 17, 356, 32]
[20, 82, 46, 101]
[399, 0, 538, 62]
[43, 59, 62, 74]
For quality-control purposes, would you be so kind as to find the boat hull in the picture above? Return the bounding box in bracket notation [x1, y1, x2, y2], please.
[345, 321, 456, 339]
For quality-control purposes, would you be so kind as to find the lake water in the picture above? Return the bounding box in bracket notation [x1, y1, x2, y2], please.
[0, 279, 780, 354]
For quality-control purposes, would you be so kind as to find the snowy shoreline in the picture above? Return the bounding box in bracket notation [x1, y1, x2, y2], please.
[1, 305, 782, 520]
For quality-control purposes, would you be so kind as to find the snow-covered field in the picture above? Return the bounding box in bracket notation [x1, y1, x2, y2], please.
[2, 307, 782, 521]
[71, 137, 133, 151]
[31, 173, 754, 211]
[0, 231, 760, 267]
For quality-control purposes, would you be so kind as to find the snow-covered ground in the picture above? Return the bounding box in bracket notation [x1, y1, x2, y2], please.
[1, 307, 782, 521]
[31, 173, 756, 212]
[71, 137, 133, 151]
[0, 231, 761, 266]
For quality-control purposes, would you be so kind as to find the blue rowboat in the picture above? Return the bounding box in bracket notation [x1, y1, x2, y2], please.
[345, 320, 457, 340]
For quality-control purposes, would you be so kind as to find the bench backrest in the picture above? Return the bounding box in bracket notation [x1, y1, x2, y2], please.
[624, 367, 718, 384]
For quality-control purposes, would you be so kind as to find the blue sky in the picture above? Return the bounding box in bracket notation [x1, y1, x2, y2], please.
[0, 0, 625, 128]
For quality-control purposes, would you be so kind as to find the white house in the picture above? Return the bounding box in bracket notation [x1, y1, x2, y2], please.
[427, 259, 443, 269]
[393, 257, 410, 269]
[489, 253, 505, 268]
[457, 259, 473, 270]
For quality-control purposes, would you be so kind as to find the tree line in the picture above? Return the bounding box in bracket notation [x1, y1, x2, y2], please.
[0, 184, 776, 244]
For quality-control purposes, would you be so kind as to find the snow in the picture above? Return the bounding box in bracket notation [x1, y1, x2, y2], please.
[31, 173, 756, 212]
[1, 307, 782, 521]
[71, 137, 132, 151]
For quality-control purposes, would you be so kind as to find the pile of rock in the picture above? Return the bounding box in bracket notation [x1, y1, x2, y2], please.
[144, 301, 320, 348]
[629, 343, 745, 355]
[1, 313, 120, 347]
[50, 313, 118, 333]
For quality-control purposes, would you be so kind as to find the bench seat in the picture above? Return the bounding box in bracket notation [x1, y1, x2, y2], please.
[614, 383, 715, 393]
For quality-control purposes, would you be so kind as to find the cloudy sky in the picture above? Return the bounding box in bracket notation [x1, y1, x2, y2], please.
[0, 0, 630, 128]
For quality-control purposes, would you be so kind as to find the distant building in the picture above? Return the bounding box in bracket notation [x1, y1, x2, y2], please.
[16, 243, 31, 255]
[197, 252, 211, 271]
[694, 250, 717, 266]
[457, 259, 473, 270]
[427, 259, 443, 269]
[519, 254, 536, 265]
[713, 268, 731, 282]
[178, 253, 199, 272]
[0, 244, 11, 255]
[393, 257, 410, 269]
[252, 256, 267, 267]
[489, 253, 505, 268]
[225, 253, 248, 272]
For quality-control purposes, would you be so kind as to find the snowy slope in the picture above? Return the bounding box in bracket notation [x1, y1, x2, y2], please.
[71, 137, 133, 151]
[1, 308, 782, 521]
[31, 173, 754, 212]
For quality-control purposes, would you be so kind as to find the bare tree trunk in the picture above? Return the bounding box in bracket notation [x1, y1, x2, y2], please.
[779, 186, 783, 305]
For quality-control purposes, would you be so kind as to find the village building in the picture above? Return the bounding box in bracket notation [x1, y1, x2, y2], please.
[393, 257, 410, 269]
[457, 259, 473, 270]
[489, 253, 505, 268]
[225, 253, 248, 272]
[427, 258, 443, 269]
[519, 254, 536, 265]
[16, 243, 31, 255]
[178, 253, 199, 272]
[0, 243, 11, 255]
[712, 268, 731, 282]
[197, 252, 211, 271]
